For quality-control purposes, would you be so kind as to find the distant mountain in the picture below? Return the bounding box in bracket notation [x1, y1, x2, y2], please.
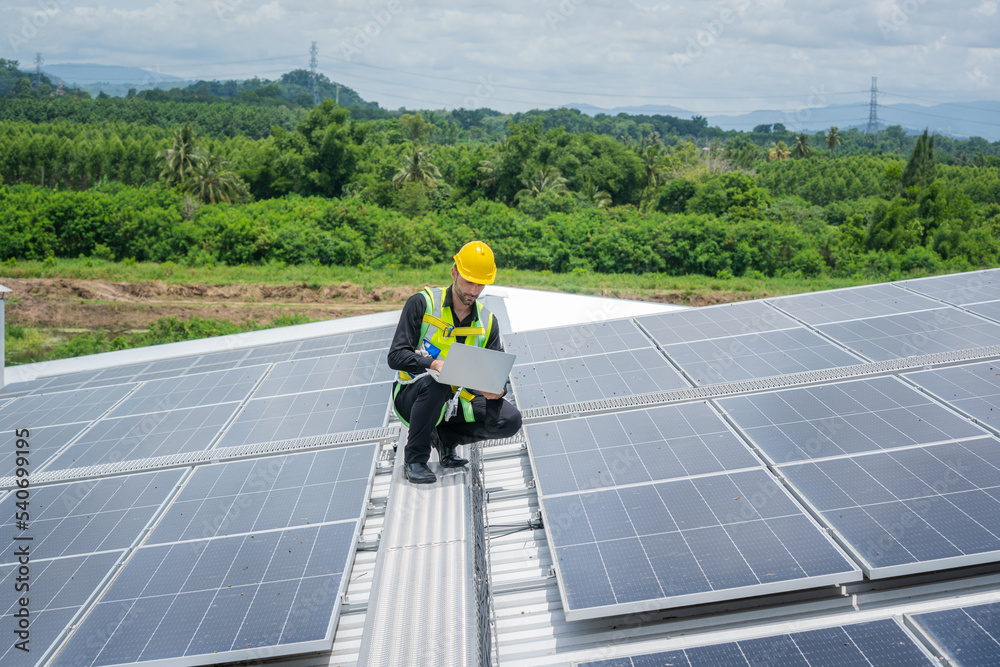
[569, 100, 1000, 142]
[569, 102, 695, 118]
[43, 63, 183, 86]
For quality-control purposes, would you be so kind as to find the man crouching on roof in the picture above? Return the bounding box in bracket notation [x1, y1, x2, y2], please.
[387, 241, 523, 484]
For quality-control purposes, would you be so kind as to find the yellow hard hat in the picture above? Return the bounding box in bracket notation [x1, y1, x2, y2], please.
[453, 241, 496, 285]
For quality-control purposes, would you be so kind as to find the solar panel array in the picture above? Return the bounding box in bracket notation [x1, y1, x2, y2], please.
[507, 269, 1000, 623]
[912, 599, 1000, 666]
[0, 324, 393, 666]
[579, 617, 937, 666]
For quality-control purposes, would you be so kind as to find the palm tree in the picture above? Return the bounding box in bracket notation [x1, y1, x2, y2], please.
[584, 182, 612, 208]
[767, 141, 791, 161]
[158, 123, 202, 185]
[515, 166, 568, 201]
[825, 126, 841, 156]
[393, 147, 442, 189]
[185, 151, 246, 204]
[792, 133, 812, 158]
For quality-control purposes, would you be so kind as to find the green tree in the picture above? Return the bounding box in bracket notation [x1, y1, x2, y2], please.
[393, 147, 442, 189]
[825, 126, 841, 156]
[515, 165, 568, 202]
[793, 133, 812, 158]
[901, 129, 936, 193]
[185, 151, 249, 204]
[158, 123, 203, 185]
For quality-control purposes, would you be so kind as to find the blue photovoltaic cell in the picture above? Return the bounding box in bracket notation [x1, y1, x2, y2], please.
[579, 618, 934, 666]
[0, 552, 124, 667]
[816, 307, 1000, 361]
[51, 523, 357, 667]
[718, 376, 986, 464]
[768, 283, 941, 326]
[0, 384, 135, 431]
[216, 383, 391, 448]
[901, 268, 1000, 306]
[545, 468, 860, 617]
[109, 366, 268, 417]
[503, 319, 655, 364]
[663, 327, 862, 385]
[255, 349, 395, 398]
[0, 422, 88, 476]
[912, 600, 1000, 666]
[526, 402, 759, 496]
[147, 444, 376, 543]
[0, 470, 185, 563]
[636, 300, 798, 346]
[780, 436, 1000, 577]
[511, 348, 690, 409]
[291, 326, 395, 361]
[906, 360, 1000, 430]
[966, 299, 1000, 324]
[47, 403, 241, 469]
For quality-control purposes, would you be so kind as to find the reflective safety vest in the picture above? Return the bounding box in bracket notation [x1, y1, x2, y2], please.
[393, 286, 494, 425]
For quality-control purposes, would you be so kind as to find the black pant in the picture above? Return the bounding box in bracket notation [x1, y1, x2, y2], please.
[393, 375, 523, 464]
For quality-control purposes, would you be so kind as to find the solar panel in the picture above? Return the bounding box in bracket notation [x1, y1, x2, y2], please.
[216, 383, 391, 448]
[254, 349, 394, 398]
[503, 319, 655, 364]
[911, 599, 1000, 666]
[780, 436, 1000, 577]
[0, 423, 89, 475]
[767, 283, 941, 325]
[50, 523, 358, 667]
[662, 327, 862, 385]
[0, 384, 135, 431]
[966, 299, 1000, 323]
[147, 444, 377, 543]
[815, 308, 1000, 361]
[578, 617, 936, 666]
[637, 300, 797, 346]
[47, 404, 242, 469]
[0, 470, 185, 563]
[717, 376, 985, 464]
[0, 552, 124, 667]
[545, 468, 861, 619]
[906, 360, 1000, 430]
[525, 402, 760, 496]
[900, 268, 1000, 306]
[109, 366, 268, 417]
[511, 348, 690, 409]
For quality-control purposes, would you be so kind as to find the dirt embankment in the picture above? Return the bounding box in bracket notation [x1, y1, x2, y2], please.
[0, 278, 414, 331]
[0, 277, 745, 332]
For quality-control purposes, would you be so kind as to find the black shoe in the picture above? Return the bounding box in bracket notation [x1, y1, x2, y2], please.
[440, 446, 469, 468]
[404, 462, 436, 484]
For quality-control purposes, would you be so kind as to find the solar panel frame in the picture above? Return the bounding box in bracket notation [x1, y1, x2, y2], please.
[899, 268, 1000, 306]
[662, 327, 863, 385]
[510, 347, 691, 409]
[815, 308, 1000, 361]
[636, 300, 798, 346]
[910, 599, 1000, 666]
[905, 360, 1000, 432]
[966, 299, 1000, 324]
[778, 436, 1000, 578]
[503, 319, 656, 364]
[254, 349, 395, 398]
[542, 467, 862, 621]
[578, 617, 937, 666]
[107, 366, 269, 418]
[0, 384, 137, 432]
[716, 376, 988, 465]
[766, 283, 943, 326]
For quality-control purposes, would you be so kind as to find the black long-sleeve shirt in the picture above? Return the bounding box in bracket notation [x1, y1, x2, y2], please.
[387, 287, 503, 377]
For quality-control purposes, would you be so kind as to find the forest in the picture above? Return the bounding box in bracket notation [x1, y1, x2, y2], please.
[2, 59, 1000, 284]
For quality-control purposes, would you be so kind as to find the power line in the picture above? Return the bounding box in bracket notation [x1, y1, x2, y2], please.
[866, 76, 879, 137]
[309, 42, 319, 106]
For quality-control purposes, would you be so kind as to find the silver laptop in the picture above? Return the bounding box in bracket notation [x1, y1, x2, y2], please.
[432, 343, 516, 394]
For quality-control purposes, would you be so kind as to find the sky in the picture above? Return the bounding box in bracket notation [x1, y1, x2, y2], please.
[2, 0, 999, 117]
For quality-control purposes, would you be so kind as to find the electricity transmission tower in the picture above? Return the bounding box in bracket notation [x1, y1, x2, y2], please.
[309, 42, 320, 105]
[34, 53, 44, 88]
[865, 76, 880, 138]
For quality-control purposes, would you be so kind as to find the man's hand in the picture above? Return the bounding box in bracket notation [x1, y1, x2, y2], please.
[481, 390, 504, 400]
[430, 358, 445, 372]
